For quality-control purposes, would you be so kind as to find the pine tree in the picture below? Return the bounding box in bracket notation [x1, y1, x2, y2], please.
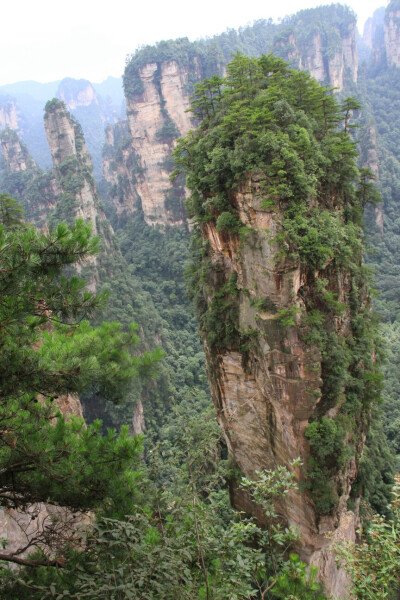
[0, 195, 162, 567]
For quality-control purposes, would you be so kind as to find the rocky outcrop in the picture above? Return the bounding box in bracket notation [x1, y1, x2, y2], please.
[57, 77, 121, 125]
[131, 400, 145, 435]
[56, 78, 122, 179]
[0, 127, 36, 172]
[274, 22, 358, 90]
[44, 99, 115, 292]
[0, 98, 19, 131]
[301, 32, 326, 81]
[102, 121, 142, 217]
[44, 99, 112, 241]
[58, 79, 99, 110]
[365, 125, 384, 233]
[0, 128, 59, 226]
[336, 24, 358, 87]
[363, 7, 385, 50]
[125, 60, 192, 225]
[384, 2, 400, 67]
[195, 173, 371, 597]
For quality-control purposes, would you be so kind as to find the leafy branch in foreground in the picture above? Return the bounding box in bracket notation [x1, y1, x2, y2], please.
[334, 474, 400, 600]
[0, 194, 162, 566]
[1, 424, 327, 599]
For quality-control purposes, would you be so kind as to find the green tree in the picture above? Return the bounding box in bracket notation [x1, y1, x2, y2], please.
[0, 195, 161, 566]
[334, 475, 400, 599]
[356, 168, 382, 210]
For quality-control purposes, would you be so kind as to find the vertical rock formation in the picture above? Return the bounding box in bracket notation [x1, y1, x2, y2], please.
[200, 178, 362, 597]
[0, 98, 20, 131]
[57, 77, 121, 125]
[363, 7, 385, 51]
[56, 78, 122, 178]
[124, 60, 196, 225]
[57, 78, 99, 111]
[273, 6, 358, 90]
[178, 54, 378, 597]
[44, 98, 111, 242]
[384, 0, 400, 67]
[102, 121, 142, 217]
[365, 125, 384, 233]
[44, 99, 115, 292]
[118, 6, 358, 228]
[1, 127, 36, 173]
[0, 128, 59, 226]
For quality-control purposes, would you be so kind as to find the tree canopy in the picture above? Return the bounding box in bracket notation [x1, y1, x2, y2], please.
[0, 194, 161, 529]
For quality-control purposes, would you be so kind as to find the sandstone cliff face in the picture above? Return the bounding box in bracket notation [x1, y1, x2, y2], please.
[274, 22, 358, 90]
[124, 60, 194, 225]
[365, 125, 384, 233]
[0, 99, 19, 131]
[44, 100, 111, 240]
[58, 79, 99, 110]
[385, 5, 400, 67]
[0, 128, 59, 226]
[300, 32, 326, 81]
[102, 121, 142, 217]
[198, 174, 367, 597]
[0, 127, 36, 172]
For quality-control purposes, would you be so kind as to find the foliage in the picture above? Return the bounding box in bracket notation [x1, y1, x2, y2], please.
[1, 423, 327, 599]
[334, 475, 400, 600]
[216, 211, 241, 234]
[353, 406, 395, 518]
[270, 554, 326, 600]
[155, 115, 180, 144]
[44, 98, 65, 112]
[276, 306, 300, 327]
[109, 213, 210, 435]
[0, 195, 161, 520]
[174, 52, 381, 515]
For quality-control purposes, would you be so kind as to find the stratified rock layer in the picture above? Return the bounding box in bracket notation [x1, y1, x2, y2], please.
[44, 100, 112, 242]
[385, 4, 400, 67]
[0, 100, 19, 132]
[274, 21, 358, 90]
[200, 175, 363, 598]
[0, 127, 36, 172]
[125, 60, 193, 225]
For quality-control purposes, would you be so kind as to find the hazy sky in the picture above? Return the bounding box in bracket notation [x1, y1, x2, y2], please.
[1, 0, 387, 86]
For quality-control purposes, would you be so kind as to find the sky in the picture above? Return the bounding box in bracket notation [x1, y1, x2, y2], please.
[0, 0, 388, 86]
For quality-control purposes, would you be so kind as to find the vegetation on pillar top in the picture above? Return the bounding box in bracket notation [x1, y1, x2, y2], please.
[174, 53, 382, 515]
[44, 97, 66, 113]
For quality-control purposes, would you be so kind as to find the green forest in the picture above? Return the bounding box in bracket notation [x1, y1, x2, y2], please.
[2, 2, 400, 598]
